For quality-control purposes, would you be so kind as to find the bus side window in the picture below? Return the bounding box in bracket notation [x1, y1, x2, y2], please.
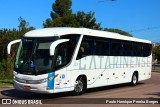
[77, 41, 91, 59]
[105, 42, 110, 55]
[123, 42, 132, 56]
[133, 43, 142, 57]
[77, 47, 84, 60]
[96, 41, 106, 56]
[95, 40, 110, 56]
[110, 41, 122, 56]
[56, 56, 62, 65]
[76, 36, 94, 60]
[142, 44, 152, 57]
[54, 43, 68, 70]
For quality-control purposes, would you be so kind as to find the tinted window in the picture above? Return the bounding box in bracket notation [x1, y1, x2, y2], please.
[54, 34, 80, 70]
[133, 43, 142, 56]
[76, 35, 151, 59]
[142, 44, 152, 57]
[95, 40, 109, 56]
[77, 36, 94, 60]
[123, 42, 132, 56]
[110, 40, 122, 56]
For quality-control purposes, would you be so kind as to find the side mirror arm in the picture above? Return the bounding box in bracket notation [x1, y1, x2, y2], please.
[50, 39, 69, 56]
[7, 39, 21, 54]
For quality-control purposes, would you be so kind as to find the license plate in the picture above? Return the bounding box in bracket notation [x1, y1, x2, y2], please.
[24, 86, 31, 90]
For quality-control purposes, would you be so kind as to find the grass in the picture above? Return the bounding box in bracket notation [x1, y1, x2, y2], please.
[0, 79, 13, 88]
[152, 64, 160, 66]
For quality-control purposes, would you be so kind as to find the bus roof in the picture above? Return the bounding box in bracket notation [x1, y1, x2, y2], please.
[24, 27, 151, 44]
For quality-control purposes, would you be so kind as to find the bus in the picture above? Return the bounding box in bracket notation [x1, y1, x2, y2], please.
[7, 27, 152, 95]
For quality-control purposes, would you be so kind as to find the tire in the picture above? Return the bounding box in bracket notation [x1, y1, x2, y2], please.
[131, 73, 138, 86]
[72, 77, 84, 95]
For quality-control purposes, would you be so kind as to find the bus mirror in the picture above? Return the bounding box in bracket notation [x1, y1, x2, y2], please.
[7, 39, 21, 54]
[50, 39, 69, 56]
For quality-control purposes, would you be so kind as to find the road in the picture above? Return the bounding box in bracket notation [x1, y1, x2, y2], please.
[0, 72, 160, 107]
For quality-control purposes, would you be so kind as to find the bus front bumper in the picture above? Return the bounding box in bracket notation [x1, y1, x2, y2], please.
[13, 79, 54, 94]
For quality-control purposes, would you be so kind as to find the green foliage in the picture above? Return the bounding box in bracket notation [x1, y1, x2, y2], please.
[154, 45, 160, 61]
[51, 0, 72, 18]
[0, 79, 12, 88]
[43, 0, 102, 30]
[76, 11, 101, 30]
[104, 28, 133, 37]
[18, 17, 29, 30]
[0, 29, 19, 79]
[44, 13, 79, 27]
[0, 17, 35, 80]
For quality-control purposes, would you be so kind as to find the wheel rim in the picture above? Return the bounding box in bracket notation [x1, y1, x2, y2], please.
[74, 80, 83, 93]
[133, 75, 137, 84]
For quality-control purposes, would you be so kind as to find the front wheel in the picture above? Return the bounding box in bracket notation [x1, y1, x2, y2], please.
[131, 73, 138, 86]
[72, 77, 84, 95]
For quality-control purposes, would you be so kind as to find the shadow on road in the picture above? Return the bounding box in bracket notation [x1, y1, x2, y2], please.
[145, 92, 160, 97]
[1, 89, 71, 99]
[85, 82, 144, 94]
[1, 82, 144, 99]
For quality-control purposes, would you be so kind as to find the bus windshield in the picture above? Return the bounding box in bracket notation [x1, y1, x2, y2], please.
[14, 35, 80, 75]
[14, 37, 59, 75]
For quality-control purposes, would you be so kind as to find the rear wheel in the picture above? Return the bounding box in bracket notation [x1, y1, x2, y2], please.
[72, 77, 84, 95]
[131, 73, 138, 86]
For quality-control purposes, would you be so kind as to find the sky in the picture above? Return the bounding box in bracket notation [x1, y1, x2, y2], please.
[0, 0, 160, 42]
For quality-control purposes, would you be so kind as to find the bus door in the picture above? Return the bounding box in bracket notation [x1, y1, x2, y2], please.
[50, 39, 69, 91]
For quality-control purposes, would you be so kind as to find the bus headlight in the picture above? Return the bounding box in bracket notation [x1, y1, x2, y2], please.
[15, 74, 58, 84]
[28, 78, 48, 84]
[15, 77, 48, 84]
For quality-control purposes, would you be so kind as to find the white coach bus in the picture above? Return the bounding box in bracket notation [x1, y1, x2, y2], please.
[7, 27, 152, 95]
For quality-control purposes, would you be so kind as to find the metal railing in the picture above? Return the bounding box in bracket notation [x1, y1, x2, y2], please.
[152, 62, 160, 71]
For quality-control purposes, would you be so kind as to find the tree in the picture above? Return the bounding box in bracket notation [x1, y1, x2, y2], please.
[0, 29, 22, 79]
[43, 0, 101, 30]
[18, 16, 35, 33]
[154, 45, 160, 61]
[43, 0, 73, 27]
[75, 11, 101, 30]
[51, 0, 72, 19]
[0, 17, 35, 79]
[104, 28, 133, 37]
[18, 17, 29, 31]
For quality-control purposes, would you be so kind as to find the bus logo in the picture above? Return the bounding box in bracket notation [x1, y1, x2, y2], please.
[2, 99, 11, 104]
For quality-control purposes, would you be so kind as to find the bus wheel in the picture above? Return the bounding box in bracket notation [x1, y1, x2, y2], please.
[131, 73, 138, 86]
[73, 77, 84, 95]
